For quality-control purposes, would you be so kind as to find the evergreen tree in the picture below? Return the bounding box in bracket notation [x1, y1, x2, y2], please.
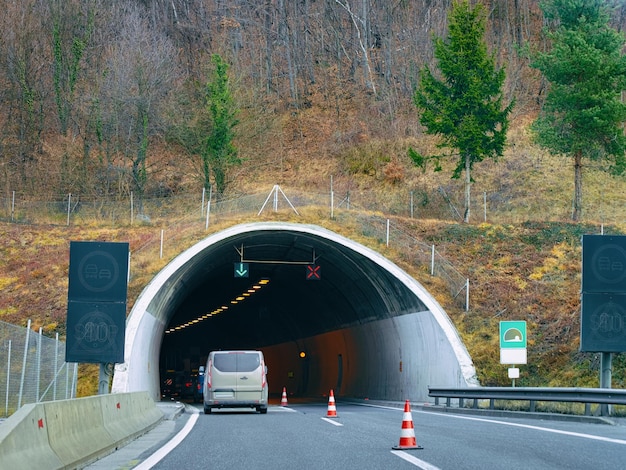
[530, 0, 626, 221]
[204, 54, 240, 196]
[411, 0, 512, 223]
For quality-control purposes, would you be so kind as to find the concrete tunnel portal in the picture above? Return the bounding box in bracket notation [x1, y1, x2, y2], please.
[111, 222, 477, 403]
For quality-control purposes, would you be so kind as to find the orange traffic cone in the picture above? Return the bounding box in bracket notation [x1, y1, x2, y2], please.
[281, 387, 288, 406]
[392, 400, 423, 450]
[326, 389, 337, 417]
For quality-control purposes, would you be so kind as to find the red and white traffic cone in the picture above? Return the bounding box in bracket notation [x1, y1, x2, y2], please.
[326, 389, 337, 417]
[392, 400, 423, 450]
[281, 387, 288, 406]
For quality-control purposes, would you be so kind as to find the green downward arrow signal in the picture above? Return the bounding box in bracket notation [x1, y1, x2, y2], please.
[234, 262, 249, 278]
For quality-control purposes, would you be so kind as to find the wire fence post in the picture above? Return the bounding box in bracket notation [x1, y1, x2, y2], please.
[483, 192, 487, 222]
[201, 187, 206, 217]
[205, 186, 212, 230]
[18, 319, 31, 409]
[160, 229, 164, 259]
[5, 339, 11, 416]
[386, 219, 390, 247]
[36, 327, 42, 402]
[330, 175, 334, 219]
[465, 278, 470, 312]
[54, 333, 59, 401]
[431, 245, 435, 276]
[66, 193, 71, 226]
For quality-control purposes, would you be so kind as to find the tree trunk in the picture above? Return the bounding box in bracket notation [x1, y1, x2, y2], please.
[573, 150, 583, 221]
[464, 153, 471, 223]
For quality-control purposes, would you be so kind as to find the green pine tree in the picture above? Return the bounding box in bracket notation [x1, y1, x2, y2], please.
[411, 0, 513, 223]
[204, 54, 240, 196]
[530, 0, 626, 221]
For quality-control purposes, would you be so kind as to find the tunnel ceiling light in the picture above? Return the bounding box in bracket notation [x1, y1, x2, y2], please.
[166, 278, 269, 334]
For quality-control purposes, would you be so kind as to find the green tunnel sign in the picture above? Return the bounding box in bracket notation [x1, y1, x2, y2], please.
[500, 321, 527, 365]
[500, 321, 527, 348]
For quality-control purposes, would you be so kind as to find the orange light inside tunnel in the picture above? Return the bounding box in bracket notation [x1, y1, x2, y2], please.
[166, 279, 269, 334]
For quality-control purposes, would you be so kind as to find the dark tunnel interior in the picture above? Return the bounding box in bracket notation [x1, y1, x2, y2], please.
[158, 229, 425, 396]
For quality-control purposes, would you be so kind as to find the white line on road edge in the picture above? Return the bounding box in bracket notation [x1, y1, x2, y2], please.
[321, 417, 343, 426]
[355, 402, 626, 446]
[391, 450, 441, 469]
[134, 407, 200, 470]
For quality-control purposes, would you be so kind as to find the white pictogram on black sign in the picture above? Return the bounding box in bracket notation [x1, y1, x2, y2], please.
[591, 301, 626, 341]
[590, 244, 626, 285]
[77, 250, 120, 293]
[73, 310, 119, 353]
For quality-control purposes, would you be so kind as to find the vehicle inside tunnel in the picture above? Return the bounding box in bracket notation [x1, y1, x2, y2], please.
[113, 222, 477, 403]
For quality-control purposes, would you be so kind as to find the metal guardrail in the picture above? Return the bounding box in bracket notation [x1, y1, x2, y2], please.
[428, 386, 626, 416]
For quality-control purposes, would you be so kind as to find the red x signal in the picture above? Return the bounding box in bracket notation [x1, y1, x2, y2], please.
[306, 264, 321, 280]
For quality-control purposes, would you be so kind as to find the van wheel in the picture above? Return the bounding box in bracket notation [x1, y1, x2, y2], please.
[204, 406, 212, 414]
[258, 406, 268, 414]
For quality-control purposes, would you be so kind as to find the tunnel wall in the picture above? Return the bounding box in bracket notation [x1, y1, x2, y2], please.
[263, 310, 471, 403]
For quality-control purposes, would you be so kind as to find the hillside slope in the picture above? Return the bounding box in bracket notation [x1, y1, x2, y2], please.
[1, 210, 625, 396]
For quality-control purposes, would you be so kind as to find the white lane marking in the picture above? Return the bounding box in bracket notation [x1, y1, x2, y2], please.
[430, 412, 626, 446]
[354, 402, 626, 446]
[321, 417, 343, 426]
[134, 407, 200, 470]
[271, 406, 297, 412]
[391, 450, 441, 470]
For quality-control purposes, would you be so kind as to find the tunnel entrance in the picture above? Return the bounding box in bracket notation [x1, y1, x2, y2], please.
[112, 222, 477, 402]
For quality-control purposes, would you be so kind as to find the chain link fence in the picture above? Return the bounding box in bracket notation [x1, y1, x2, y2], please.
[1, 185, 469, 307]
[0, 320, 77, 418]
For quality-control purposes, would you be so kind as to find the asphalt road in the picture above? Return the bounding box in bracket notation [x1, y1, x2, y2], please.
[87, 400, 626, 470]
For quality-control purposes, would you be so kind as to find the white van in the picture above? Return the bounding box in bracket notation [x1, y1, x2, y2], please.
[203, 350, 268, 414]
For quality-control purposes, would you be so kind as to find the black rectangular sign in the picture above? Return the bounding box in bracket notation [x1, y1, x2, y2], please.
[68, 241, 129, 303]
[66, 301, 126, 363]
[582, 235, 626, 293]
[580, 293, 626, 352]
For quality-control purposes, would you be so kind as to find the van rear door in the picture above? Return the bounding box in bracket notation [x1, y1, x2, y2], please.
[210, 352, 239, 400]
[232, 352, 264, 401]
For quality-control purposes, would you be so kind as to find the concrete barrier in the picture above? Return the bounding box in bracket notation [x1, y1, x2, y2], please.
[0, 403, 64, 469]
[100, 392, 164, 446]
[0, 392, 163, 469]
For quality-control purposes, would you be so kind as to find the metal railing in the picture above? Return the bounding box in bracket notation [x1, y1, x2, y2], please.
[0, 320, 77, 418]
[428, 386, 626, 417]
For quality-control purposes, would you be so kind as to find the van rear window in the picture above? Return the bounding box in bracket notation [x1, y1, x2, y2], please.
[213, 353, 261, 372]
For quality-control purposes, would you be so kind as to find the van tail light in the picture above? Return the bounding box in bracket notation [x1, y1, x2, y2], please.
[261, 361, 267, 388]
[207, 360, 212, 389]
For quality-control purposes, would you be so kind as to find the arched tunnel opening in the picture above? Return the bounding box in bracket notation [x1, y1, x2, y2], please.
[112, 222, 477, 403]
